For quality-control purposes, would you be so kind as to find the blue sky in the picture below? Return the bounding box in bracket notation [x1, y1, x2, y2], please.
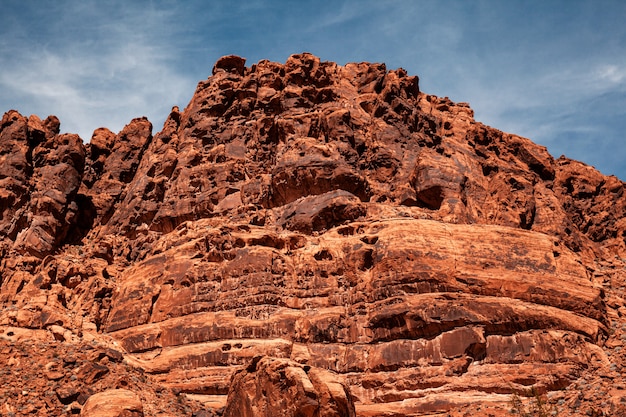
[1, 0, 625, 179]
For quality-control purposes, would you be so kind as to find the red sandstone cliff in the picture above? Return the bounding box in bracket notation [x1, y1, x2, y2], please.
[1, 53, 626, 416]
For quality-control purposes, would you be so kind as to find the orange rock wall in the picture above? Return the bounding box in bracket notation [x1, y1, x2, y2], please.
[1, 53, 626, 416]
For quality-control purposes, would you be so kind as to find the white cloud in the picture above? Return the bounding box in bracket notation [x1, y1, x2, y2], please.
[0, 1, 194, 141]
[594, 64, 626, 86]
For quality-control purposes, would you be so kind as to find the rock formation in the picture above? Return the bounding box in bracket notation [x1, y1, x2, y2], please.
[1, 53, 626, 416]
[223, 356, 355, 417]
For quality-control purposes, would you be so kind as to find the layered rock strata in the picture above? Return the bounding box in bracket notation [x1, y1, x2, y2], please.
[1, 53, 626, 416]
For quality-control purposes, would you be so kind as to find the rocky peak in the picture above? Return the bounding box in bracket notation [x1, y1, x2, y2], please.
[0, 54, 625, 416]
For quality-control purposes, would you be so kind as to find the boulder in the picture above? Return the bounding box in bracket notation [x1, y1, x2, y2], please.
[81, 389, 143, 417]
[223, 356, 355, 417]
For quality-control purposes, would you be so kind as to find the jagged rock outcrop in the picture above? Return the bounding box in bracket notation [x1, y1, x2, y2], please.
[223, 356, 355, 417]
[0, 111, 84, 258]
[1, 53, 626, 416]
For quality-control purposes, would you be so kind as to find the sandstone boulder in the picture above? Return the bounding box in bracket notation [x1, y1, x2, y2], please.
[81, 389, 143, 417]
[223, 356, 355, 417]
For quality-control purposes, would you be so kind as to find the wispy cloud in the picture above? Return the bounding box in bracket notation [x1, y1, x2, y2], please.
[0, 1, 193, 140]
[593, 64, 626, 88]
[464, 59, 626, 176]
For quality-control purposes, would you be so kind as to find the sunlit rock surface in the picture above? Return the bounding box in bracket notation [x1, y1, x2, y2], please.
[1, 53, 626, 416]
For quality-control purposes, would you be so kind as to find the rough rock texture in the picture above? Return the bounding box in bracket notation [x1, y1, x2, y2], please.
[223, 356, 355, 417]
[2, 53, 626, 416]
[0, 330, 195, 416]
[81, 389, 144, 417]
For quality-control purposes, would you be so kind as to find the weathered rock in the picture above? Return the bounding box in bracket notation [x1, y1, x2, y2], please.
[223, 356, 355, 417]
[1, 53, 626, 417]
[0, 112, 84, 257]
[277, 190, 366, 234]
[0, 111, 32, 237]
[213, 55, 246, 76]
[81, 389, 143, 417]
[83, 117, 153, 232]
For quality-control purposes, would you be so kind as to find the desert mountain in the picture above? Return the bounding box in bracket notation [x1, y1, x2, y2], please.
[1, 53, 626, 416]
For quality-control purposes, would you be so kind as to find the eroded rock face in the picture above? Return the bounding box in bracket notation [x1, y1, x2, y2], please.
[223, 356, 355, 417]
[0, 111, 83, 257]
[1, 53, 626, 416]
[81, 389, 144, 417]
